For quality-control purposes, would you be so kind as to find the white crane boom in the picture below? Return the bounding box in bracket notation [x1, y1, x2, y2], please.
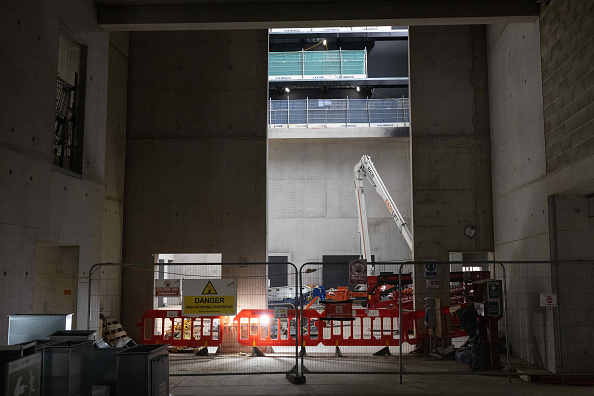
[354, 154, 413, 260]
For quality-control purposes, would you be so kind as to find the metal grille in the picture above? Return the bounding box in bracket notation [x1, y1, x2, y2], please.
[54, 75, 79, 172]
[268, 98, 410, 127]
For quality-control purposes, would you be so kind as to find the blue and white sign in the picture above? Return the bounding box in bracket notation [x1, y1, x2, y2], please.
[425, 263, 437, 277]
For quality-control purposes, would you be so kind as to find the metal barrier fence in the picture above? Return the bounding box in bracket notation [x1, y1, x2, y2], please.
[268, 98, 410, 128]
[86, 261, 594, 383]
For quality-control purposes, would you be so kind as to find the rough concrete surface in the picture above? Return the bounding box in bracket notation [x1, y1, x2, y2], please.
[169, 373, 594, 395]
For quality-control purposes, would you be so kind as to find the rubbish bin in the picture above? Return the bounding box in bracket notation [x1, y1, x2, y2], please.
[48, 330, 97, 342]
[92, 347, 123, 396]
[116, 345, 169, 396]
[41, 340, 93, 396]
[2, 352, 42, 396]
[7, 314, 73, 344]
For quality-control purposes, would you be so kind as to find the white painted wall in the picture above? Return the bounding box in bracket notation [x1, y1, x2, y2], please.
[0, 1, 109, 342]
[268, 137, 412, 286]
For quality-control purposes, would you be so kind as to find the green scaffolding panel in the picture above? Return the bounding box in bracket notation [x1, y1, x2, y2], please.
[269, 50, 366, 78]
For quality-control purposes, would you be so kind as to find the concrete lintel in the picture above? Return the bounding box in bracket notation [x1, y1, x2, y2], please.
[268, 127, 409, 139]
[97, 1, 539, 31]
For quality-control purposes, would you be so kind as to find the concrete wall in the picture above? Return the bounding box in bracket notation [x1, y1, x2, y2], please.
[541, 0, 594, 195]
[549, 195, 594, 373]
[0, 1, 109, 342]
[487, 21, 554, 370]
[122, 30, 268, 340]
[488, 1, 593, 371]
[268, 137, 412, 285]
[409, 25, 494, 308]
[89, 32, 130, 328]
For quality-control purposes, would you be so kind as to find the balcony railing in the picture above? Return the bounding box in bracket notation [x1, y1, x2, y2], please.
[269, 49, 367, 80]
[268, 98, 410, 128]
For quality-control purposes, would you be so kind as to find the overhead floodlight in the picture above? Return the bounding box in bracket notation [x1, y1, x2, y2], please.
[356, 86, 361, 92]
[322, 39, 327, 46]
[285, 87, 290, 93]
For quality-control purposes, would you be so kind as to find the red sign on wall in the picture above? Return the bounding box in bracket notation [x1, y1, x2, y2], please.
[155, 279, 180, 296]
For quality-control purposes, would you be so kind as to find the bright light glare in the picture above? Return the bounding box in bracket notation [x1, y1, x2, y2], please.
[322, 39, 327, 45]
[285, 87, 290, 92]
[260, 315, 270, 324]
[356, 86, 360, 92]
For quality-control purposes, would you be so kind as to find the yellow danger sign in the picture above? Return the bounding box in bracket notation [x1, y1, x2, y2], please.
[183, 296, 236, 315]
[202, 281, 217, 294]
[182, 278, 237, 316]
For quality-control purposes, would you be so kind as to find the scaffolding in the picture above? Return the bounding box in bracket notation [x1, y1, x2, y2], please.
[269, 49, 367, 80]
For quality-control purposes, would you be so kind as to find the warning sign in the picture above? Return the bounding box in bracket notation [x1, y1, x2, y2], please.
[202, 281, 217, 294]
[182, 279, 237, 316]
[155, 279, 180, 296]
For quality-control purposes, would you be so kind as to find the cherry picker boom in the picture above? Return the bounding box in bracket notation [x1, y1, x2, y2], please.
[354, 154, 413, 263]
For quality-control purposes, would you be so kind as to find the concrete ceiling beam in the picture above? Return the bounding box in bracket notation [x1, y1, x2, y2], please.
[96, 0, 539, 31]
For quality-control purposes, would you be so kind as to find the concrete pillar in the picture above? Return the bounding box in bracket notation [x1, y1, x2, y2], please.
[409, 25, 494, 311]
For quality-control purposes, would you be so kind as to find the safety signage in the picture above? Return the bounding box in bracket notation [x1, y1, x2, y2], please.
[274, 307, 288, 319]
[540, 293, 557, 307]
[155, 279, 180, 296]
[5, 352, 41, 396]
[487, 301, 500, 317]
[426, 279, 440, 289]
[325, 301, 353, 319]
[349, 259, 368, 284]
[425, 263, 437, 277]
[182, 279, 237, 316]
[488, 282, 500, 299]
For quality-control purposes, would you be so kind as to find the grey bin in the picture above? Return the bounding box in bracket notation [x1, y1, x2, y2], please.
[7, 314, 73, 345]
[42, 340, 93, 396]
[49, 330, 97, 342]
[116, 345, 169, 396]
[92, 348, 124, 396]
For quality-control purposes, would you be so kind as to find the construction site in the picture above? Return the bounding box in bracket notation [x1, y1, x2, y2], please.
[1, 0, 593, 395]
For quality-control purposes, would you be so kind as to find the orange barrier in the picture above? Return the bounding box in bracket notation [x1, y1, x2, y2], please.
[139, 304, 469, 349]
[140, 309, 223, 348]
[234, 309, 301, 347]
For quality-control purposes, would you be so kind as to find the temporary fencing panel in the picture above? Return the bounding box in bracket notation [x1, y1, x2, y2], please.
[86, 260, 594, 383]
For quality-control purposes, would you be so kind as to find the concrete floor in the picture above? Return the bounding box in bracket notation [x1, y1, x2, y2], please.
[169, 373, 594, 395]
[167, 353, 594, 395]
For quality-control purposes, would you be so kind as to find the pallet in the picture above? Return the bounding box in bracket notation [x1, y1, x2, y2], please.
[103, 317, 130, 346]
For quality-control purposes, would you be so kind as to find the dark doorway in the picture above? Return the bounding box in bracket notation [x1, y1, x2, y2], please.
[322, 255, 374, 289]
[268, 255, 289, 287]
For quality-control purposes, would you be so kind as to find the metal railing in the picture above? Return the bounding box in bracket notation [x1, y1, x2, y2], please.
[268, 98, 410, 128]
[269, 49, 367, 80]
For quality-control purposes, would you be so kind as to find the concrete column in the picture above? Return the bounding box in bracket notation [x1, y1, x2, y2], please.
[409, 25, 494, 311]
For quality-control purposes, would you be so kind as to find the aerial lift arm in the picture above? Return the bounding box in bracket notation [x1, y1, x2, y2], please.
[354, 154, 413, 261]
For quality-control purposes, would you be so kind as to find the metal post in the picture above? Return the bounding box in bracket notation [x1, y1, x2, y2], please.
[340, 47, 343, 78]
[346, 97, 349, 127]
[306, 97, 309, 128]
[499, 262, 511, 383]
[287, 95, 290, 127]
[87, 263, 105, 330]
[296, 266, 303, 376]
[398, 264, 403, 383]
[297, 267, 302, 376]
[366, 99, 371, 127]
[555, 260, 565, 385]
